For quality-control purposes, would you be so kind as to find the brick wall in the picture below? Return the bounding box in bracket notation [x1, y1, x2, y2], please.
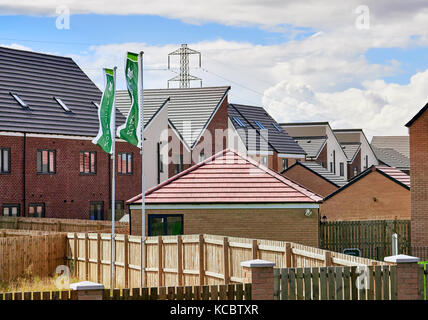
[130, 207, 320, 247]
[315, 143, 328, 168]
[409, 110, 428, 246]
[0, 134, 141, 219]
[347, 149, 361, 180]
[282, 164, 339, 197]
[321, 170, 410, 221]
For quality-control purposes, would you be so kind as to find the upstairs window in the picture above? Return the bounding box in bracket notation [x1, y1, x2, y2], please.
[330, 162, 333, 173]
[37, 150, 56, 174]
[272, 123, 282, 132]
[233, 117, 246, 127]
[354, 166, 359, 177]
[282, 158, 289, 171]
[2, 204, 20, 217]
[254, 121, 266, 130]
[339, 163, 344, 177]
[29, 203, 45, 218]
[54, 97, 71, 112]
[118, 152, 133, 175]
[80, 151, 97, 174]
[10, 92, 29, 109]
[0, 148, 10, 174]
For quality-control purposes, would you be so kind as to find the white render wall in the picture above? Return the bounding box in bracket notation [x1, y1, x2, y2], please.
[325, 126, 348, 178]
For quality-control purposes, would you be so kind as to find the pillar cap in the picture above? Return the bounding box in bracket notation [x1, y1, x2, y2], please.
[241, 259, 275, 268]
[384, 254, 420, 263]
[70, 281, 105, 291]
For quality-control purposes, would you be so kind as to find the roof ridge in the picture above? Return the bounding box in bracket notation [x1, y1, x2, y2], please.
[0, 46, 73, 60]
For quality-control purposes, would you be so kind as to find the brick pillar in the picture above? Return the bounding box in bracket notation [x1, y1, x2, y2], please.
[384, 254, 420, 300]
[70, 281, 105, 300]
[241, 259, 275, 300]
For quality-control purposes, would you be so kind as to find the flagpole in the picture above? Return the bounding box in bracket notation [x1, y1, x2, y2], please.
[139, 51, 146, 288]
[111, 66, 117, 289]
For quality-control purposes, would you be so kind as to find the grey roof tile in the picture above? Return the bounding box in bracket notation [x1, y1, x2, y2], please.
[228, 104, 306, 155]
[340, 142, 361, 161]
[371, 136, 409, 158]
[116, 86, 230, 148]
[372, 146, 410, 170]
[293, 136, 327, 158]
[298, 162, 348, 187]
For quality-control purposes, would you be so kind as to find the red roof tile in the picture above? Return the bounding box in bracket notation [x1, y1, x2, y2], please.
[376, 166, 411, 188]
[127, 149, 323, 204]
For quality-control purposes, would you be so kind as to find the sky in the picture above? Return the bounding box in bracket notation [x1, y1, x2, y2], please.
[1, 1, 428, 138]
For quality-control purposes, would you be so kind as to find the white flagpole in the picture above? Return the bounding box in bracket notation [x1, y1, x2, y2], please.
[139, 51, 146, 288]
[111, 66, 117, 289]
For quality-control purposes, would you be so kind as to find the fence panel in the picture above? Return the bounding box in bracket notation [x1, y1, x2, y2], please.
[273, 266, 397, 300]
[320, 220, 411, 260]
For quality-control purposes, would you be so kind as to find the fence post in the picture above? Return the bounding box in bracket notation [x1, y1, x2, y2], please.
[124, 235, 129, 288]
[97, 233, 101, 284]
[252, 240, 258, 260]
[384, 254, 420, 300]
[285, 243, 292, 268]
[85, 233, 89, 281]
[199, 234, 205, 286]
[325, 251, 332, 267]
[74, 233, 78, 277]
[158, 236, 163, 287]
[224, 237, 230, 284]
[177, 235, 183, 286]
[241, 259, 275, 300]
[70, 281, 105, 300]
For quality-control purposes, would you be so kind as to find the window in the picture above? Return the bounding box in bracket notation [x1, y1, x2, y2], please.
[0, 148, 10, 174]
[174, 154, 184, 175]
[364, 155, 368, 169]
[233, 117, 246, 127]
[28, 203, 45, 218]
[2, 204, 20, 217]
[333, 150, 336, 175]
[330, 162, 333, 172]
[320, 161, 325, 168]
[148, 214, 183, 236]
[54, 97, 71, 112]
[339, 163, 344, 177]
[282, 158, 289, 171]
[261, 156, 268, 166]
[272, 123, 282, 132]
[115, 200, 124, 211]
[199, 151, 205, 163]
[90, 201, 104, 220]
[80, 151, 97, 174]
[10, 92, 29, 109]
[254, 121, 266, 130]
[118, 152, 133, 175]
[354, 167, 358, 176]
[37, 150, 56, 174]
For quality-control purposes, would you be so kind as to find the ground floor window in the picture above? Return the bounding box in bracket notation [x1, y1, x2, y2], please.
[148, 214, 183, 236]
[28, 203, 45, 217]
[90, 201, 104, 220]
[2, 204, 20, 217]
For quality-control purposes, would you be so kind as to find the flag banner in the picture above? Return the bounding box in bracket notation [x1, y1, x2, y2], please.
[92, 68, 116, 154]
[117, 51, 142, 147]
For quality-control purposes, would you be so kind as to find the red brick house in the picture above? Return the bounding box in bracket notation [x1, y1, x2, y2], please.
[405, 102, 428, 247]
[321, 166, 410, 221]
[0, 46, 168, 220]
[281, 161, 347, 197]
[127, 149, 322, 246]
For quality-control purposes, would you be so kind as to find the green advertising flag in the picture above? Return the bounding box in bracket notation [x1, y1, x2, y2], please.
[116, 52, 142, 147]
[92, 68, 116, 154]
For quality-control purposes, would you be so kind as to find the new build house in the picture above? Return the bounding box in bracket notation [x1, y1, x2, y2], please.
[127, 149, 322, 246]
[333, 129, 379, 180]
[371, 136, 410, 174]
[281, 161, 347, 197]
[116, 86, 231, 179]
[0, 46, 169, 219]
[280, 122, 348, 179]
[228, 104, 306, 172]
[321, 166, 410, 221]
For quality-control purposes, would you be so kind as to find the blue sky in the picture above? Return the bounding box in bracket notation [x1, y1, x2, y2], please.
[1, 1, 428, 136]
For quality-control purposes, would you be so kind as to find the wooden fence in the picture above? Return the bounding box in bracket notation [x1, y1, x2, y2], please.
[274, 266, 397, 300]
[0, 232, 67, 282]
[0, 283, 251, 300]
[320, 220, 411, 260]
[66, 233, 390, 289]
[0, 216, 129, 234]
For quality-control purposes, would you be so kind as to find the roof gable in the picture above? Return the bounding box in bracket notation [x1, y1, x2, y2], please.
[127, 149, 322, 204]
[293, 136, 327, 158]
[405, 102, 428, 127]
[116, 86, 230, 149]
[324, 165, 410, 201]
[340, 142, 361, 162]
[229, 104, 306, 155]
